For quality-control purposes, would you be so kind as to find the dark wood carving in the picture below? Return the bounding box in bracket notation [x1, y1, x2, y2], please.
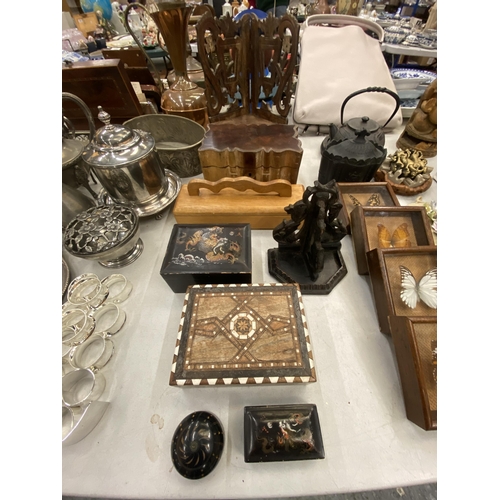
[196, 12, 299, 124]
[250, 14, 298, 123]
[268, 180, 348, 294]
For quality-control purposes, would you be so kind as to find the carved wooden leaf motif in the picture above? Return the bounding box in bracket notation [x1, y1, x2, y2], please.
[195, 12, 298, 123]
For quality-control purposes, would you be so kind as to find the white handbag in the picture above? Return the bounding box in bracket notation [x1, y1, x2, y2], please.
[292, 15, 402, 131]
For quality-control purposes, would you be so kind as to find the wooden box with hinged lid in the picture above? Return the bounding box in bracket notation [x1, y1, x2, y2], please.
[351, 206, 435, 275]
[388, 316, 437, 431]
[366, 247, 437, 335]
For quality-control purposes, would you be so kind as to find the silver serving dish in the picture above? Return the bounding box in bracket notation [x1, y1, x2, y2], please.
[63, 205, 143, 268]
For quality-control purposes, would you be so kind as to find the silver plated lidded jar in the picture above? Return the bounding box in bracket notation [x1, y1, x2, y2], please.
[63, 205, 143, 268]
[82, 106, 177, 217]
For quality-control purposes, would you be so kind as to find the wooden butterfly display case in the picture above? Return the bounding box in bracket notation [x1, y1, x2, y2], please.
[351, 206, 436, 275]
[366, 247, 437, 335]
[337, 182, 400, 234]
[388, 316, 437, 431]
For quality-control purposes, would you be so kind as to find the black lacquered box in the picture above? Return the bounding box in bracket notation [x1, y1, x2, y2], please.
[160, 224, 252, 293]
[244, 404, 325, 463]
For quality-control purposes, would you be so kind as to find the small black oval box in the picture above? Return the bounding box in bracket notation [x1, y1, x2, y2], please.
[171, 411, 224, 480]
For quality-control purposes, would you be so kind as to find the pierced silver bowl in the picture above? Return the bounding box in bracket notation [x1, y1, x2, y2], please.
[63, 205, 143, 268]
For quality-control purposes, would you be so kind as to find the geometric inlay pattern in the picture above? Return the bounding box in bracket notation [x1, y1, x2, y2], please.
[170, 283, 316, 386]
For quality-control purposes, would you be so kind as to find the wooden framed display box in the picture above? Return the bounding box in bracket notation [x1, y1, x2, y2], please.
[160, 224, 252, 293]
[389, 316, 437, 431]
[366, 247, 437, 335]
[169, 283, 316, 386]
[337, 182, 400, 234]
[351, 206, 435, 275]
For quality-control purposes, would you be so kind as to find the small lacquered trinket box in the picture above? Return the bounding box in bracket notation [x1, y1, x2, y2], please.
[244, 404, 325, 462]
[160, 224, 252, 293]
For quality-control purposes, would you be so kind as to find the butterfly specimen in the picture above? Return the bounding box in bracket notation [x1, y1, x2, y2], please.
[377, 223, 412, 248]
[399, 265, 437, 309]
[348, 193, 381, 207]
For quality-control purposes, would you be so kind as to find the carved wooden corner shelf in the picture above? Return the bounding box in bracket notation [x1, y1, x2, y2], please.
[195, 12, 299, 124]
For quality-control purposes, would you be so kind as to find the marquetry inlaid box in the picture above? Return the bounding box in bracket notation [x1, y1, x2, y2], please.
[160, 224, 252, 293]
[169, 283, 316, 386]
[337, 182, 400, 234]
[366, 247, 437, 335]
[350, 206, 435, 275]
[389, 316, 437, 431]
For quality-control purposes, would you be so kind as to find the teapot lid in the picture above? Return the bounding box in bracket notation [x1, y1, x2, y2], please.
[346, 116, 380, 135]
[82, 107, 155, 168]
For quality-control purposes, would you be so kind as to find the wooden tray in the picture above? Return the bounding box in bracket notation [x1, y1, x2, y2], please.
[366, 247, 437, 335]
[337, 182, 400, 234]
[389, 316, 437, 431]
[172, 177, 305, 230]
[350, 206, 435, 275]
[169, 283, 316, 386]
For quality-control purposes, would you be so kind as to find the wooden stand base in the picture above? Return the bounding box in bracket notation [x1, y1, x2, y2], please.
[267, 248, 347, 295]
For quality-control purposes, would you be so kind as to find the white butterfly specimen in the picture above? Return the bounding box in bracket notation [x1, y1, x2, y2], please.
[399, 265, 437, 309]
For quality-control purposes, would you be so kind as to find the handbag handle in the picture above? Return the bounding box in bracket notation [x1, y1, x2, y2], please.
[303, 14, 384, 42]
[340, 87, 401, 128]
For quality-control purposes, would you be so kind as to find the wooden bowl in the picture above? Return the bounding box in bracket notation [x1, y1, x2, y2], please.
[374, 169, 433, 196]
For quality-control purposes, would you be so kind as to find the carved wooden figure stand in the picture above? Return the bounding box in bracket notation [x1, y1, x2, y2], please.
[268, 180, 348, 294]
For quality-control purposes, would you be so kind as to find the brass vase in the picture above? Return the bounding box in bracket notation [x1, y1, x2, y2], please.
[125, 1, 208, 128]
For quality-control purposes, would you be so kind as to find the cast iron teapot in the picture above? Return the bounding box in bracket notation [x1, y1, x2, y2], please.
[320, 87, 401, 154]
[318, 128, 387, 184]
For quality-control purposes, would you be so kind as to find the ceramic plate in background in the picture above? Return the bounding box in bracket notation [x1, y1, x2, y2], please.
[391, 68, 437, 84]
[392, 77, 428, 91]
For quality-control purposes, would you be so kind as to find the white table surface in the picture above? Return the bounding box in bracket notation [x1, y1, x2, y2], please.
[62, 121, 437, 499]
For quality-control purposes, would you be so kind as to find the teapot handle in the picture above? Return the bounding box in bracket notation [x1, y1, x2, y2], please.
[340, 87, 401, 128]
[62, 92, 96, 142]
